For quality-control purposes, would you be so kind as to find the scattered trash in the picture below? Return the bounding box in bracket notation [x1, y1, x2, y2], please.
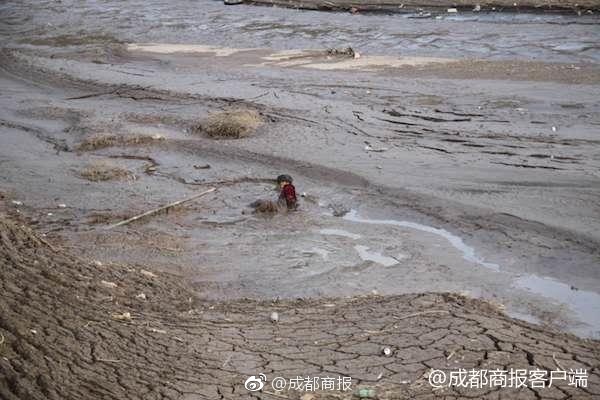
[149, 328, 167, 334]
[30, 329, 37, 335]
[58, 203, 67, 208]
[270, 311, 279, 323]
[93, 260, 103, 267]
[136, 293, 147, 300]
[147, 166, 157, 172]
[376, 166, 382, 170]
[47, 213, 53, 216]
[376, 372, 383, 380]
[100, 280, 118, 289]
[140, 269, 157, 279]
[193, 164, 211, 169]
[111, 312, 131, 321]
[357, 387, 376, 398]
[224, 0, 244, 4]
[447, 8, 458, 13]
[552, 126, 557, 132]
[327, 47, 357, 58]
[365, 144, 388, 153]
[473, 4, 481, 11]
[11, 200, 23, 206]
[382, 347, 392, 357]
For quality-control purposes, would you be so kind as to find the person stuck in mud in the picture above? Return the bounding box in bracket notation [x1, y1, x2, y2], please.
[249, 174, 298, 213]
[277, 174, 297, 210]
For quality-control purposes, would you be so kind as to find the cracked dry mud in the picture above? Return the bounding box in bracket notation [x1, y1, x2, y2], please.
[0, 216, 598, 400]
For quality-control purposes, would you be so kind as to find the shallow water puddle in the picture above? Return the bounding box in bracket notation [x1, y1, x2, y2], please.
[343, 210, 500, 271]
[515, 275, 600, 338]
[354, 245, 400, 267]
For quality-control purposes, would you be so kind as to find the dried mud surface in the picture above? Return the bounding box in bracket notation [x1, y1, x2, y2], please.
[0, 214, 599, 400]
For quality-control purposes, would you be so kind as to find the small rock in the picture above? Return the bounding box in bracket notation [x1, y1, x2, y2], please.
[382, 347, 393, 357]
[270, 311, 279, 323]
[136, 293, 147, 300]
[100, 280, 118, 289]
[140, 269, 157, 279]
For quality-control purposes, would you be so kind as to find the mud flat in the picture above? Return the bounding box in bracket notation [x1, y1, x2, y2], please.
[0, 214, 599, 399]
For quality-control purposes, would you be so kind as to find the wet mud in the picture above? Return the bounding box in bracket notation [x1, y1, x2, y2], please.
[0, 1, 600, 398]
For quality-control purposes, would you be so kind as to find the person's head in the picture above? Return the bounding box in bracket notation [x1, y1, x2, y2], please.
[277, 174, 293, 188]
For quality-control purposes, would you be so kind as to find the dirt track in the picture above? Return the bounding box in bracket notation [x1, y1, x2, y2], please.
[0, 214, 598, 399]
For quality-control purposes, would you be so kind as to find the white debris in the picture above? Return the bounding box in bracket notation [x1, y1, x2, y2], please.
[111, 312, 131, 321]
[30, 329, 37, 335]
[58, 203, 67, 208]
[140, 269, 157, 278]
[47, 213, 53, 216]
[136, 293, 147, 300]
[447, 8, 458, 13]
[100, 280, 118, 289]
[382, 347, 393, 357]
[270, 311, 279, 323]
[11, 200, 23, 206]
[552, 126, 557, 132]
[473, 4, 481, 11]
[353, 51, 361, 59]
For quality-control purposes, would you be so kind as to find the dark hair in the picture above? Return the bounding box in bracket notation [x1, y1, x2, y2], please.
[277, 174, 293, 184]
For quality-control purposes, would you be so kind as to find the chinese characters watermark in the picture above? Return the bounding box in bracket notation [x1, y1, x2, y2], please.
[428, 368, 588, 389]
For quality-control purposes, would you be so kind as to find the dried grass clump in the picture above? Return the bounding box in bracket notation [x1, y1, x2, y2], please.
[77, 134, 164, 151]
[197, 109, 263, 139]
[80, 162, 131, 182]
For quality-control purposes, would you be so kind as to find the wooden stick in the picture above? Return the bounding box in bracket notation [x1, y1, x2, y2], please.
[106, 188, 216, 230]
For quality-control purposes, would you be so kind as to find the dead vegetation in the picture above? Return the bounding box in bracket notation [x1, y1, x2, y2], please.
[80, 162, 132, 182]
[193, 109, 264, 139]
[76, 133, 165, 151]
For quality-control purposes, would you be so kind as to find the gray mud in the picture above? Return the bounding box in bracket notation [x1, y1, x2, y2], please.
[1, 0, 599, 341]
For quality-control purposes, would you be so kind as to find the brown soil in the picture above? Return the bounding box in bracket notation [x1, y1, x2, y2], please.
[0, 213, 598, 399]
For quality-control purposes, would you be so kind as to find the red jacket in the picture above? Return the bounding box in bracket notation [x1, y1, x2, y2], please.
[279, 183, 297, 210]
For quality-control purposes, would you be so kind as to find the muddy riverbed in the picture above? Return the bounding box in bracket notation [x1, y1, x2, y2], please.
[0, 0, 600, 390]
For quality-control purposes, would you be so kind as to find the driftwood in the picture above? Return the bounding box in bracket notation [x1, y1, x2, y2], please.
[106, 188, 216, 230]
